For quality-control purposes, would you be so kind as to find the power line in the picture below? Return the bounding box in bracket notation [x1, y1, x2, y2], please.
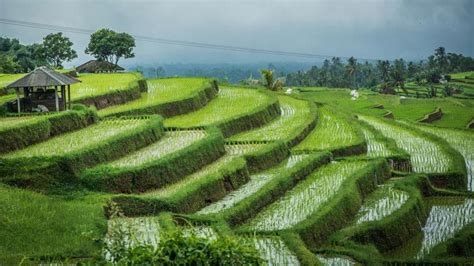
[0, 18, 378, 61]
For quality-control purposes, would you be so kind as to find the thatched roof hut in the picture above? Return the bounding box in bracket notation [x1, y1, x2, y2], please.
[76, 60, 124, 73]
[6, 66, 81, 113]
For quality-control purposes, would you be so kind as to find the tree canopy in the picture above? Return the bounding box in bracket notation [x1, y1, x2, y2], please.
[85, 28, 135, 66]
[42, 32, 77, 68]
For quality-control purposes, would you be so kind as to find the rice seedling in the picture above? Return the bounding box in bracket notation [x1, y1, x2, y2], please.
[106, 216, 162, 249]
[197, 155, 309, 214]
[143, 155, 237, 198]
[0, 94, 16, 105]
[361, 128, 393, 158]
[294, 106, 360, 151]
[98, 78, 208, 116]
[229, 96, 313, 142]
[246, 161, 368, 231]
[107, 130, 207, 168]
[249, 236, 300, 265]
[3, 119, 147, 158]
[359, 116, 451, 173]
[415, 198, 474, 259]
[0, 73, 24, 88]
[164, 87, 269, 127]
[71, 73, 141, 101]
[224, 143, 266, 155]
[0, 116, 44, 130]
[413, 125, 474, 191]
[316, 254, 356, 266]
[183, 226, 217, 240]
[355, 184, 409, 224]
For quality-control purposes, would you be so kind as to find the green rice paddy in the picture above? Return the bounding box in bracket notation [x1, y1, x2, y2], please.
[230, 95, 313, 142]
[246, 161, 368, 231]
[293, 106, 360, 152]
[356, 184, 409, 224]
[3, 118, 147, 158]
[70, 73, 141, 101]
[97, 77, 209, 117]
[359, 116, 451, 173]
[164, 87, 269, 127]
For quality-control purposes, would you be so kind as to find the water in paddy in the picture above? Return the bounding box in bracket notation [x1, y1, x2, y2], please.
[251, 236, 300, 265]
[316, 254, 356, 266]
[386, 197, 474, 260]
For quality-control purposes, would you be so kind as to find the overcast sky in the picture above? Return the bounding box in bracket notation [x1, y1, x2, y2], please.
[1, 0, 473, 67]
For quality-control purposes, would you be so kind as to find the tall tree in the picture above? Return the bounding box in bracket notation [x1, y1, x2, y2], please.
[434, 46, 448, 73]
[42, 32, 77, 68]
[376, 60, 390, 83]
[345, 57, 358, 89]
[86, 29, 135, 66]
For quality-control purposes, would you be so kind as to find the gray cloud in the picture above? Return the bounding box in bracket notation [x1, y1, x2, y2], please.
[1, 0, 473, 68]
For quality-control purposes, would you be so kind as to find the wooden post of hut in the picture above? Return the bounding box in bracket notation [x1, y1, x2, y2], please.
[5, 66, 81, 113]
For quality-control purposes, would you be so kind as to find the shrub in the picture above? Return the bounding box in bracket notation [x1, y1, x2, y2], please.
[107, 227, 264, 265]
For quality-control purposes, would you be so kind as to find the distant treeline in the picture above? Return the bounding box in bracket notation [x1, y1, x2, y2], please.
[285, 47, 474, 89]
[132, 62, 312, 83]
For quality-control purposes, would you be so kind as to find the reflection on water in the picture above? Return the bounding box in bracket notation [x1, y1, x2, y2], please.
[386, 197, 474, 260]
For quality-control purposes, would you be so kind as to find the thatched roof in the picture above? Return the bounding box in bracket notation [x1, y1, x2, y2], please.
[76, 60, 124, 73]
[6, 66, 81, 88]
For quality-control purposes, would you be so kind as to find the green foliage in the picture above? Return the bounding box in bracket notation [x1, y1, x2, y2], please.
[0, 37, 47, 73]
[42, 32, 77, 68]
[0, 184, 107, 262]
[111, 228, 263, 265]
[85, 28, 135, 66]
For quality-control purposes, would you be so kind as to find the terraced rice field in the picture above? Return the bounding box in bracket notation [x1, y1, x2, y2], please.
[224, 143, 266, 155]
[98, 78, 209, 117]
[356, 184, 409, 224]
[359, 116, 451, 173]
[107, 130, 207, 167]
[0, 73, 24, 88]
[413, 125, 474, 191]
[70, 73, 141, 101]
[361, 127, 393, 157]
[416, 198, 474, 259]
[294, 107, 360, 152]
[246, 161, 368, 231]
[106, 216, 161, 249]
[251, 236, 300, 265]
[197, 155, 308, 214]
[164, 87, 269, 127]
[142, 155, 237, 198]
[2, 119, 147, 158]
[106, 218, 215, 251]
[230, 96, 313, 142]
[0, 115, 44, 130]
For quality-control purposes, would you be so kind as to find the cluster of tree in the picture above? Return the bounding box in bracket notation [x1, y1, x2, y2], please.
[285, 47, 474, 93]
[0, 33, 76, 73]
[0, 29, 135, 73]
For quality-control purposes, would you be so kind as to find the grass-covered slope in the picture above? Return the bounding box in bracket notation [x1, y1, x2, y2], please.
[0, 185, 106, 263]
[0, 106, 98, 154]
[98, 78, 218, 118]
[229, 95, 316, 145]
[293, 106, 366, 156]
[165, 87, 280, 137]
